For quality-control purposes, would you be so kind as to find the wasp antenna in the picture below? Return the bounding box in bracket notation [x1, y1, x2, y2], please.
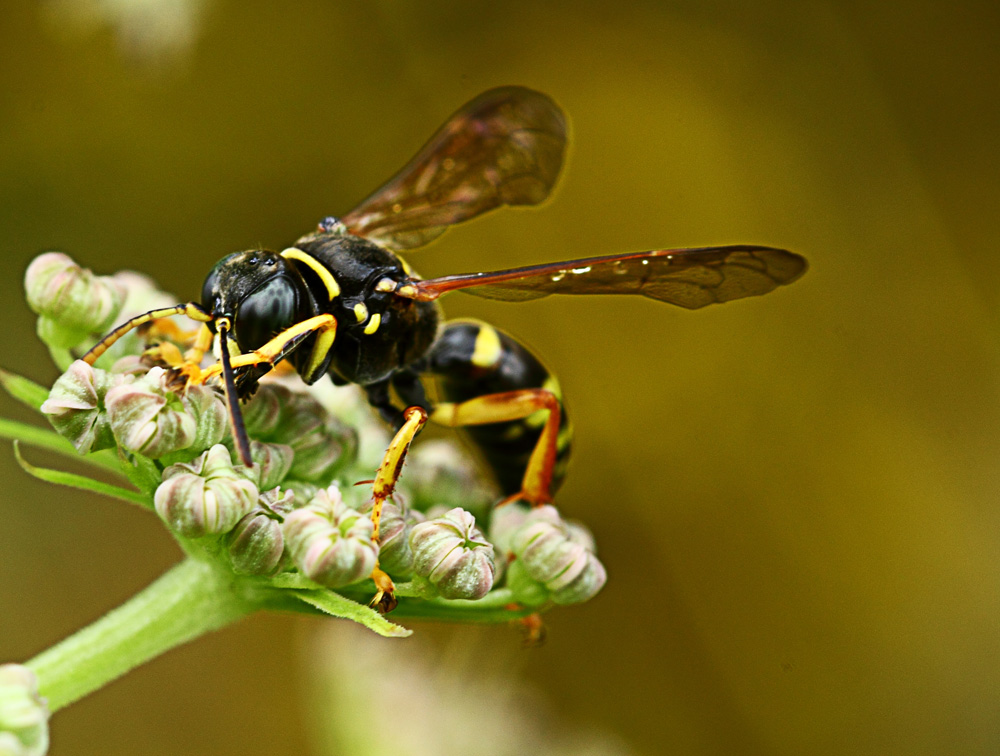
[218, 324, 253, 467]
[82, 304, 194, 365]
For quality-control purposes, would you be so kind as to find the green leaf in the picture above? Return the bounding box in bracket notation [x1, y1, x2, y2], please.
[0, 417, 122, 474]
[0, 368, 50, 410]
[13, 441, 150, 508]
[289, 589, 412, 638]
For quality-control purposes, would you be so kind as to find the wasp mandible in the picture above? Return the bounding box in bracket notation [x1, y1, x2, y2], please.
[83, 87, 807, 604]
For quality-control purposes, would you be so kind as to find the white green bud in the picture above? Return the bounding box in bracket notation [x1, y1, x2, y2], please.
[410, 508, 495, 600]
[105, 367, 225, 458]
[107, 354, 149, 376]
[404, 439, 499, 518]
[500, 505, 606, 606]
[154, 444, 258, 537]
[24, 252, 126, 349]
[278, 407, 357, 483]
[180, 382, 228, 456]
[240, 383, 287, 438]
[283, 486, 377, 588]
[226, 488, 294, 575]
[243, 385, 357, 483]
[0, 664, 48, 756]
[235, 441, 294, 491]
[281, 479, 319, 504]
[370, 501, 425, 579]
[40, 360, 124, 454]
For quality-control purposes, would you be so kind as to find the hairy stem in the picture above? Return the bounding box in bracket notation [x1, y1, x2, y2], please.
[25, 558, 257, 712]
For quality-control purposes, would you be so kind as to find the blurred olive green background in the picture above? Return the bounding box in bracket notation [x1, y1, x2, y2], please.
[2, 2, 999, 754]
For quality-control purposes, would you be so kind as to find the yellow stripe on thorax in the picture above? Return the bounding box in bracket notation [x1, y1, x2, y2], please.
[364, 312, 382, 335]
[281, 247, 340, 300]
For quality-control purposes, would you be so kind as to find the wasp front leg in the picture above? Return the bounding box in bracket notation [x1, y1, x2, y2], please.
[197, 314, 337, 389]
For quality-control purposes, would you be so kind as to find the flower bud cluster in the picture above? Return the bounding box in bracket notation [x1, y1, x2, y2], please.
[24, 252, 125, 350]
[491, 504, 606, 605]
[106, 367, 227, 459]
[42, 361, 228, 461]
[26, 253, 610, 620]
[242, 383, 358, 485]
[0, 664, 48, 756]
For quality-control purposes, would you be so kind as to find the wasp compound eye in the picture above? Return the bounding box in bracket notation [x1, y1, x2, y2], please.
[234, 277, 299, 352]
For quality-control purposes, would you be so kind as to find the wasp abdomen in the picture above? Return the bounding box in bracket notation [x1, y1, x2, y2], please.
[425, 320, 572, 496]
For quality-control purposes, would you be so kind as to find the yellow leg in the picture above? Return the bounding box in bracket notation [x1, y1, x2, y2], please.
[197, 314, 336, 384]
[368, 406, 428, 612]
[183, 323, 214, 363]
[431, 389, 561, 505]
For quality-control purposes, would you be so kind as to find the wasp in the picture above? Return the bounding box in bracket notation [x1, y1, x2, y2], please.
[83, 87, 806, 605]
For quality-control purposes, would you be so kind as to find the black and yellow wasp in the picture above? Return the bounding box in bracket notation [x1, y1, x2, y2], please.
[84, 87, 806, 603]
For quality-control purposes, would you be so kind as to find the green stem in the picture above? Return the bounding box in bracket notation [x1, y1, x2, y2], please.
[25, 558, 258, 712]
[47, 346, 74, 372]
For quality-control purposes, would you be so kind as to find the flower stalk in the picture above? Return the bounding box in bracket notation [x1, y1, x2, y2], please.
[25, 558, 256, 713]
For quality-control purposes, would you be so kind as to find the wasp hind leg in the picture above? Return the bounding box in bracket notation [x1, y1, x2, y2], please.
[429, 388, 561, 506]
[423, 320, 572, 506]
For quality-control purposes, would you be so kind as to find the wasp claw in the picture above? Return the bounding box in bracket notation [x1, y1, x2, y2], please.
[370, 567, 397, 614]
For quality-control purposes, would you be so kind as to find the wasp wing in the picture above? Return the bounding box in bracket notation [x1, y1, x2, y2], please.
[405, 246, 807, 309]
[340, 86, 567, 251]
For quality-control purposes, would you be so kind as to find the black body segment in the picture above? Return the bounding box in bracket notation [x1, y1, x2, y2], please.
[424, 320, 572, 496]
[291, 231, 441, 386]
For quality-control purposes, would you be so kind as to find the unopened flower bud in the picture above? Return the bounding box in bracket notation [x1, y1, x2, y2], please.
[25, 252, 125, 349]
[410, 508, 495, 600]
[0, 664, 48, 756]
[227, 488, 294, 575]
[105, 367, 224, 458]
[279, 406, 357, 484]
[235, 441, 294, 491]
[40, 360, 124, 454]
[283, 487, 377, 588]
[281, 479, 319, 503]
[244, 386, 357, 483]
[108, 354, 149, 376]
[182, 384, 228, 456]
[366, 501, 424, 579]
[505, 505, 606, 606]
[155, 444, 258, 537]
[405, 440, 499, 518]
[240, 383, 287, 438]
